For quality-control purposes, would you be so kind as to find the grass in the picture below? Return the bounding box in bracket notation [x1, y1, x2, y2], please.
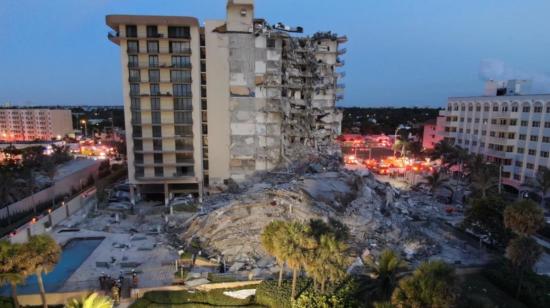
[173, 203, 199, 213]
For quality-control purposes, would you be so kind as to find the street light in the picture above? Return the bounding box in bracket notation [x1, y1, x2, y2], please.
[81, 119, 88, 139]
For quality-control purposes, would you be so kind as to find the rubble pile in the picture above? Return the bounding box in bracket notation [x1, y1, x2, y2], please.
[183, 158, 488, 271]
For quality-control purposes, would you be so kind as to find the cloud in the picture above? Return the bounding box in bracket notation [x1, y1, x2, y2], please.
[479, 59, 550, 93]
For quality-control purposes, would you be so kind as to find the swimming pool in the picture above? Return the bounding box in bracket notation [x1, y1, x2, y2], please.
[0, 237, 104, 295]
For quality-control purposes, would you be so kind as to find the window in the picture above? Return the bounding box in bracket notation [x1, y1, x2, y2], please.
[174, 111, 192, 124]
[135, 153, 143, 164]
[481, 130, 487, 136]
[172, 56, 191, 68]
[174, 98, 192, 110]
[126, 25, 137, 37]
[491, 119, 497, 124]
[510, 119, 517, 126]
[483, 119, 488, 124]
[522, 106, 530, 112]
[515, 161, 522, 167]
[460, 117, 464, 122]
[514, 173, 521, 180]
[150, 84, 160, 96]
[152, 126, 161, 137]
[154, 153, 163, 163]
[129, 69, 140, 82]
[128, 55, 139, 67]
[151, 111, 161, 124]
[135, 167, 144, 178]
[151, 97, 160, 110]
[534, 106, 543, 113]
[130, 83, 140, 96]
[474, 129, 479, 134]
[545, 122, 550, 128]
[490, 131, 496, 137]
[133, 139, 143, 151]
[508, 133, 515, 139]
[154, 167, 163, 177]
[459, 128, 464, 133]
[484, 105, 490, 112]
[544, 136, 550, 143]
[533, 121, 540, 127]
[127, 40, 139, 53]
[147, 41, 159, 53]
[149, 55, 159, 67]
[530, 135, 538, 141]
[131, 111, 141, 124]
[506, 146, 514, 152]
[528, 149, 536, 155]
[498, 132, 505, 138]
[500, 119, 507, 125]
[527, 163, 534, 169]
[132, 125, 142, 137]
[170, 41, 190, 53]
[519, 134, 526, 140]
[521, 120, 528, 127]
[267, 38, 276, 48]
[517, 147, 524, 153]
[502, 106, 508, 112]
[468, 105, 473, 111]
[493, 105, 499, 111]
[173, 84, 191, 97]
[148, 70, 160, 82]
[466, 129, 471, 133]
[541, 151, 549, 158]
[147, 25, 159, 38]
[176, 153, 193, 163]
[175, 125, 192, 136]
[474, 118, 480, 123]
[512, 105, 518, 112]
[168, 26, 190, 38]
[131, 98, 141, 110]
[171, 70, 191, 83]
[153, 139, 162, 151]
[175, 138, 193, 150]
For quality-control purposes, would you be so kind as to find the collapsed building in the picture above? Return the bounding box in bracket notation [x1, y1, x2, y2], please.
[107, 0, 346, 200]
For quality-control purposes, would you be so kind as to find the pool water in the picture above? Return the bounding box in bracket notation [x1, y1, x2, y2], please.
[0, 237, 103, 295]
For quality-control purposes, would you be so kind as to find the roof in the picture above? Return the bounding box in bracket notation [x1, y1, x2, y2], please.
[106, 15, 199, 30]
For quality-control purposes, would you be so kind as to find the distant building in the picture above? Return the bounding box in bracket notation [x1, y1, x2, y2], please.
[422, 116, 445, 150]
[106, 0, 346, 200]
[0, 109, 73, 142]
[440, 80, 550, 188]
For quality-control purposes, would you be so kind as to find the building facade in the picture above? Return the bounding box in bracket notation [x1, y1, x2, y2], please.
[0, 109, 72, 142]
[107, 0, 345, 199]
[422, 116, 445, 150]
[440, 93, 550, 188]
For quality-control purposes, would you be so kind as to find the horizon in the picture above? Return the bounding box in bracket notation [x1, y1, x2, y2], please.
[1, 0, 550, 107]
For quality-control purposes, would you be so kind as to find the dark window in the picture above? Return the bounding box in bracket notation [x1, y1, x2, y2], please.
[147, 25, 159, 38]
[135, 153, 143, 163]
[175, 125, 192, 136]
[135, 167, 144, 177]
[132, 125, 142, 137]
[173, 84, 191, 97]
[130, 83, 140, 96]
[154, 153, 163, 163]
[151, 111, 161, 124]
[149, 70, 160, 82]
[174, 98, 192, 110]
[131, 98, 140, 110]
[152, 125, 161, 137]
[126, 25, 137, 37]
[172, 56, 191, 68]
[127, 40, 139, 53]
[150, 84, 160, 96]
[149, 55, 159, 67]
[153, 139, 162, 151]
[128, 55, 139, 67]
[170, 41, 190, 53]
[151, 97, 160, 110]
[131, 111, 141, 124]
[176, 153, 193, 163]
[129, 69, 140, 82]
[267, 38, 276, 48]
[171, 70, 191, 82]
[168, 26, 190, 38]
[174, 111, 192, 124]
[133, 139, 143, 151]
[154, 167, 163, 177]
[175, 138, 193, 150]
[147, 41, 159, 53]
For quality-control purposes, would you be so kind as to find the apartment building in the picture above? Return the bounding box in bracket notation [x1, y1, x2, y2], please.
[106, 0, 345, 200]
[0, 108, 72, 142]
[440, 81, 550, 188]
[422, 116, 445, 150]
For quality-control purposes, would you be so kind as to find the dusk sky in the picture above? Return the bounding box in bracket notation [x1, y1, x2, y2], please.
[1, 0, 550, 107]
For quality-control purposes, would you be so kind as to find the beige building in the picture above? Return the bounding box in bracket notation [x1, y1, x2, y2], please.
[107, 0, 345, 200]
[0, 108, 72, 141]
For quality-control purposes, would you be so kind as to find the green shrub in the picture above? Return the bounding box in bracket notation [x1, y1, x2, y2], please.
[207, 272, 241, 283]
[256, 279, 311, 308]
[141, 286, 256, 306]
[482, 261, 550, 308]
[294, 278, 359, 308]
[0, 296, 13, 308]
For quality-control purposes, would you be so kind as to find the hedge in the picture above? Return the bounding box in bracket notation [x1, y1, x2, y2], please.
[255, 278, 311, 308]
[130, 286, 258, 307]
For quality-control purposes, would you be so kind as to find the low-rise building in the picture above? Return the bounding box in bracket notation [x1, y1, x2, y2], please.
[422, 116, 445, 150]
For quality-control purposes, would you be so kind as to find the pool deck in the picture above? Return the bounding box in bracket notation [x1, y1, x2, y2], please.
[50, 202, 187, 293]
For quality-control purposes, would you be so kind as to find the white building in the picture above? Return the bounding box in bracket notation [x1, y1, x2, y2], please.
[441, 81, 550, 189]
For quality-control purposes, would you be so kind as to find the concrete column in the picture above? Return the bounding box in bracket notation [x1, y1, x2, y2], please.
[129, 185, 136, 206]
[164, 183, 169, 206]
[198, 180, 204, 204]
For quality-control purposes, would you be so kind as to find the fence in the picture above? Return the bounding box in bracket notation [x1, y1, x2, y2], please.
[8, 187, 96, 244]
[0, 159, 101, 220]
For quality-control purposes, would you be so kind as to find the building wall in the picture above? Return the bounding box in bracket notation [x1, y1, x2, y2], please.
[205, 20, 231, 185]
[441, 94, 550, 188]
[422, 115, 445, 150]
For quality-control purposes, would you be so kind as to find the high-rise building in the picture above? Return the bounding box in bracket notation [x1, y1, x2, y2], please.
[106, 0, 345, 200]
[440, 81, 550, 188]
[0, 108, 72, 142]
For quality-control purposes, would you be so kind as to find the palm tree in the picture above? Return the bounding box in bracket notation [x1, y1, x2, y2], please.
[391, 260, 457, 308]
[364, 249, 408, 300]
[526, 166, 550, 206]
[424, 170, 449, 194]
[470, 164, 499, 198]
[506, 236, 543, 298]
[504, 200, 545, 236]
[260, 220, 287, 287]
[66, 292, 113, 308]
[283, 221, 315, 300]
[0, 241, 26, 308]
[24, 235, 61, 308]
[465, 154, 486, 176]
[431, 140, 456, 165]
[315, 234, 347, 293]
[393, 130, 411, 158]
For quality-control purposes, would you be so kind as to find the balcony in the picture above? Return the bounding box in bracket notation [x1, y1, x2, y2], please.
[335, 58, 345, 66]
[337, 48, 347, 55]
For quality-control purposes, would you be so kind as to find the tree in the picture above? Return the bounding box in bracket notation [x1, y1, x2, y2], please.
[24, 235, 61, 308]
[506, 236, 543, 298]
[282, 221, 315, 300]
[0, 241, 28, 308]
[526, 166, 550, 206]
[308, 234, 347, 293]
[364, 249, 408, 300]
[66, 292, 113, 308]
[470, 164, 499, 198]
[391, 260, 457, 308]
[462, 196, 511, 247]
[431, 140, 456, 166]
[261, 220, 288, 287]
[504, 200, 545, 236]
